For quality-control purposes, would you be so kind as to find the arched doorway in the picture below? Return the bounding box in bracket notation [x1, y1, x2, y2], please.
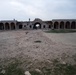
[5, 23, 10, 30]
[43, 25, 46, 28]
[65, 21, 70, 29]
[30, 25, 32, 28]
[48, 21, 52, 28]
[0, 23, 4, 30]
[19, 25, 22, 29]
[48, 25, 51, 28]
[54, 22, 59, 29]
[60, 21, 64, 29]
[71, 21, 76, 29]
[33, 22, 41, 29]
[11, 22, 15, 30]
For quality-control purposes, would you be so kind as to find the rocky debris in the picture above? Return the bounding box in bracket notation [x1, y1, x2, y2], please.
[62, 61, 66, 64]
[35, 69, 43, 74]
[25, 32, 29, 34]
[24, 71, 31, 75]
[0, 30, 76, 70]
[36, 46, 39, 48]
[0, 69, 6, 74]
[30, 69, 43, 75]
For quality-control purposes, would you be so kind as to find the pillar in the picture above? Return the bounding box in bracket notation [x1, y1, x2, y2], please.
[14, 23, 17, 30]
[75, 22, 76, 29]
[9, 23, 11, 30]
[52, 22, 54, 29]
[58, 22, 60, 29]
[70, 22, 71, 29]
[4, 23, 5, 30]
[64, 22, 66, 29]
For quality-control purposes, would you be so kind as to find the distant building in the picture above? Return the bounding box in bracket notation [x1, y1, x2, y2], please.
[0, 18, 76, 30]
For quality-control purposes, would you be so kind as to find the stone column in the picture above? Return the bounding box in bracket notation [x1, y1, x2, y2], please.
[75, 22, 76, 29]
[9, 23, 11, 30]
[4, 23, 5, 30]
[70, 22, 71, 29]
[58, 22, 60, 29]
[64, 22, 66, 29]
[52, 22, 54, 29]
[15, 23, 17, 30]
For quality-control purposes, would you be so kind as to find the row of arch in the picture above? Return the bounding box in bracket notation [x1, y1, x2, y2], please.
[32, 21, 76, 29]
[53, 21, 76, 29]
[0, 21, 76, 30]
[0, 22, 16, 30]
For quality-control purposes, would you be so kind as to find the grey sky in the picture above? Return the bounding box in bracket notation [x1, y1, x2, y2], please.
[0, 0, 76, 21]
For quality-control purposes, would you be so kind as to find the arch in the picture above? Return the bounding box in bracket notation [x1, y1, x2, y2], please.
[11, 22, 15, 30]
[33, 22, 41, 29]
[0, 23, 4, 30]
[5, 23, 10, 30]
[60, 21, 64, 29]
[54, 22, 59, 29]
[48, 25, 51, 28]
[65, 21, 70, 29]
[24, 25, 26, 27]
[71, 21, 76, 29]
[19, 25, 22, 29]
[48, 21, 52, 28]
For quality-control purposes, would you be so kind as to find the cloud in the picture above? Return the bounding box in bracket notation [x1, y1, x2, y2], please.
[0, 0, 76, 21]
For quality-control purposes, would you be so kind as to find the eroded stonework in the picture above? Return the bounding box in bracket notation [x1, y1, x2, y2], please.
[0, 18, 76, 30]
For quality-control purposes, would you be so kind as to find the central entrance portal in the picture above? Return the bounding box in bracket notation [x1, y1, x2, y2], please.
[33, 23, 41, 29]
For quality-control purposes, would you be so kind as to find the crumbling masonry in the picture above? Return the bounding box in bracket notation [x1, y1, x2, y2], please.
[0, 18, 76, 30]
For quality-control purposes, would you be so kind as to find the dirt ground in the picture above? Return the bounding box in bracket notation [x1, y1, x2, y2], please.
[0, 30, 76, 69]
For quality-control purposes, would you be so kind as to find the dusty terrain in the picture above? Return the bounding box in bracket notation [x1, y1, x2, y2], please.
[0, 30, 76, 69]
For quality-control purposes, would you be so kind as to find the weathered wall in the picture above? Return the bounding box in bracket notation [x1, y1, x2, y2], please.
[0, 18, 76, 30]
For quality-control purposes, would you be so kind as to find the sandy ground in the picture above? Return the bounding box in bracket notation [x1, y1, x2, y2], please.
[0, 30, 76, 69]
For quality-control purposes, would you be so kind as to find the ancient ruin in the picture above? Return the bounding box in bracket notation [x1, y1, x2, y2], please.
[0, 18, 76, 30]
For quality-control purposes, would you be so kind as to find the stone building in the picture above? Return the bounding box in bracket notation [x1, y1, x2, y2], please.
[0, 18, 76, 30]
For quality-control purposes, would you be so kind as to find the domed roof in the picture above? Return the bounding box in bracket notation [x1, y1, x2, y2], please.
[34, 18, 42, 22]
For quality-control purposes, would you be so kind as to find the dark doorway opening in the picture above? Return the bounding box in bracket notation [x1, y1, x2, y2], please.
[30, 25, 32, 28]
[11, 23, 15, 30]
[43, 25, 45, 28]
[54, 22, 59, 29]
[5, 23, 10, 30]
[65, 21, 70, 29]
[19, 25, 22, 29]
[60, 21, 64, 29]
[48, 25, 51, 28]
[71, 21, 76, 29]
[33, 23, 41, 29]
[0, 23, 4, 30]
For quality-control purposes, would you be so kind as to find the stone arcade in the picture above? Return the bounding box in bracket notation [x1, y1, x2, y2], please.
[0, 18, 76, 30]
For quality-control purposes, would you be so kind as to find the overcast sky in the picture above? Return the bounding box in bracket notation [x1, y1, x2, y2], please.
[0, 0, 76, 21]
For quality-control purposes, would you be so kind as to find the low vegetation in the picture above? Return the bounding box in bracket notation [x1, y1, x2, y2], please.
[0, 59, 76, 75]
[0, 59, 24, 75]
[41, 59, 76, 75]
[45, 29, 76, 33]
